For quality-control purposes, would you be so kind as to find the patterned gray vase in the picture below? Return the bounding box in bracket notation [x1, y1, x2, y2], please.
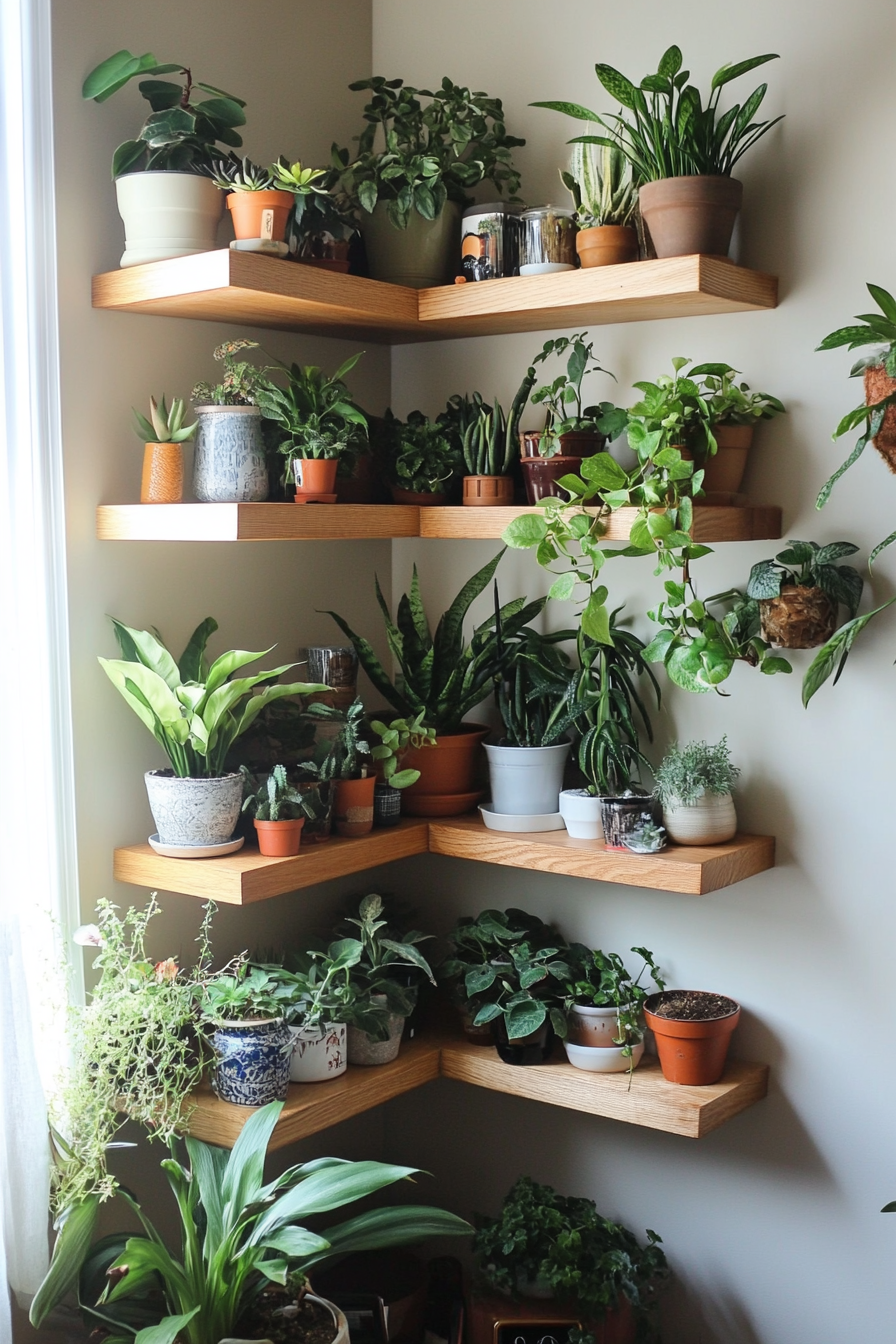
[144, 771, 243, 845]
[192, 405, 269, 502]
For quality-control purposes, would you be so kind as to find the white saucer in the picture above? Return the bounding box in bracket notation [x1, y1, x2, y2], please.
[148, 834, 245, 859]
[229, 239, 290, 257]
[479, 806, 566, 833]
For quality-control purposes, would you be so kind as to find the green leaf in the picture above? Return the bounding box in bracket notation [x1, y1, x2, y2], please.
[867, 283, 896, 324]
[594, 63, 639, 110]
[505, 998, 547, 1039]
[177, 617, 218, 682]
[581, 594, 611, 645]
[711, 53, 779, 90]
[135, 1309, 200, 1344]
[261, 1228, 332, 1258]
[253, 1161, 419, 1240]
[530, 100, 603, 123]
[83, 50, 160, 101]
[221, 1100, 284, 1229]
[503, 514, 548, 548]
[579, 453, 627, 489]
[802, 599, 896, 705]
[29, 1197, 100, 1327]
[301, 1206, 471, 1268]
[548, 572, 576, 601]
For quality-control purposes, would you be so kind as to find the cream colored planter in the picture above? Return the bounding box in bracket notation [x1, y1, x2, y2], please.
[289, 1023, 347, 1082]
[662, 791, 737, 845]
[115, 171, 223, 268]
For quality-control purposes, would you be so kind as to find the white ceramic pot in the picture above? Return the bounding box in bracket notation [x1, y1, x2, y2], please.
[662, 790, 737, 845]
[144, 770, 242, 846]
[289, 1023, 347, 1083]
[192, 405, 269, 503]
[568, 1001, 635, 1047]
[564, 1039, 645, 1073]
[558, 788, 603, 840]
[115, 171, 223, 268]
[484, 740, 570, 816]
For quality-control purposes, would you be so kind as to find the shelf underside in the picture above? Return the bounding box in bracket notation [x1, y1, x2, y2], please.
[92, 250, 778, 344]
[186, 1030, 769, 1150]
[114, 817, 774, 904]
[96, 502, 782, 543]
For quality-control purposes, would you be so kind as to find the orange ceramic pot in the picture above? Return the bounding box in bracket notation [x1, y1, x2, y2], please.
[463, 475, 514, 506]
[294, 458, 339, 494]
[644, 990, 740, 1085]
[575, 225, 638, 268]
[254, 817, 304, 857]
[334, 775, 376, 837]
[227, 189, 294, 242]
[141, 442, 184, 503]
[401, 724, 488, 814]
[638, 175, 742, 258]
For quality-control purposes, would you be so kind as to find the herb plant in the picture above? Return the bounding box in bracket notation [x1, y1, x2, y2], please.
[534, 46, 782, 182]
[369, 712, 436, 788]
[560, 137, 637, 229]
[654, 737, 740, 806]
[334, 76, 524, 229]
[192, 339, 273, 407]
[132, 395, 196, 445]
[255, 352, 368, 467]
[200, 962, 288, 1023]
[82, 50, 247, 178]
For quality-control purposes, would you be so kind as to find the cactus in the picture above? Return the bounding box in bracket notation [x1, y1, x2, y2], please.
[241, 763, 310, 821]
[561, 135, 636, 229]
[132, 395, 197, 444]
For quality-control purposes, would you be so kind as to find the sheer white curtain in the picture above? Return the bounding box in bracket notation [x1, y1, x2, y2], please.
[0, 0, 79, 1335]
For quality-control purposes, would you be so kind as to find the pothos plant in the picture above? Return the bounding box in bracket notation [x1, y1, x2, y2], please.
[560, 944, 666, 1058]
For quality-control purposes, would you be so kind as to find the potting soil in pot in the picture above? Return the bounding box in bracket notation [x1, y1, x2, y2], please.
[648, 991, 738, 1021]
[237, 1290, 341, 1344]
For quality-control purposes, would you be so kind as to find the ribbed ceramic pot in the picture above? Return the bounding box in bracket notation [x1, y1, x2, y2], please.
[211, 1017, 291, 1105]
[115, 171, 223, 268]
[662, 791, 737, 845]
[144, 770, 242, 846]
[559, 788, 603, 840]
[484, 740, 570, 816]
[289, 1023, 347, 1083]
[192, 405, 269, 502]
[347, 998, 405, 1066]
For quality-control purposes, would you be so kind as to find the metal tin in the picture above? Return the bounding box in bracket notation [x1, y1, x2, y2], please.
[461, 202, 522, 280]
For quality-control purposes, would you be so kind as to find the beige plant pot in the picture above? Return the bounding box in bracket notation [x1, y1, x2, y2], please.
[115, 171, 223, 268]
[362, 201, 461, 287]
[662, 791, 737, 845]
[638, 175, 743, 258]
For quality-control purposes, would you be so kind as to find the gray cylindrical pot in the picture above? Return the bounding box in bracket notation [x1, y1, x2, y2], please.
[192, 405, 269, 502]
[484, 740, 570, 816]
[144, 770, 243, 846]
[347, 996, 405, 1066]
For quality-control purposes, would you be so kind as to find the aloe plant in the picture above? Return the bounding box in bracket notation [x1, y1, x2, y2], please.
[132, 395, 196, 445]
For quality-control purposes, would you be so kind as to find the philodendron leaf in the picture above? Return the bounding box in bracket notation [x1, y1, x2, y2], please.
[503, 514, 548, 548]
[745, 560, 781, 600]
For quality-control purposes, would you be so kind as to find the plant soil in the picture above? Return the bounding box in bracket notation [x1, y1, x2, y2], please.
[237, 1289, 339, 1344]
[647, 991, 737, 1022]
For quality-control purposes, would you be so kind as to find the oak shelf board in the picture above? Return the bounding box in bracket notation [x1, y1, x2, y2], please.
[419, 504, 783, 543]
[112, 819, 430, 905]
[96, 503, 420, 542]
[92, 251, 777, 345]
[427, 817, 775, 896]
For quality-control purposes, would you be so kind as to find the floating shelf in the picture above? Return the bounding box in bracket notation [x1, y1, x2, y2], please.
[114, 817, 774, 902]
[96, 502, 782, 544]
[186, 1030, 768, 1150]
[92, 250, 777, 345]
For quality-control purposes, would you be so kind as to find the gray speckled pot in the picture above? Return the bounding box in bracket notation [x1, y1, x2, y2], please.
[192, 405, 269, 502]
[144, 771, 243, 846]
[346, 1011, 405, 1066]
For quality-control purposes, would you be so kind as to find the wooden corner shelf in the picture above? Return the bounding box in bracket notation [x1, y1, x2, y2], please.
[92, 251, 777, 345]
[185, 1029, 768, 1151]
[114, 817, 774, 903]
[96, 501, 782, 544]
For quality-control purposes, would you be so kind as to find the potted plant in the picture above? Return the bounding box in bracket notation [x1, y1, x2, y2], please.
[333, 75, 524, 287]
[98, 615, 324, 850]
[645, 580, 793, 692]
[689, 362, 786, 493]
[560, 944, 664, 1075]
[199, 961, 293, 1106]
[303, 698, 375, 837]
[191, 339, 273, 501]
[377, 408, 462, 503]
[746, 539, 864, 649]
[560, 137, 638, 267]
[210, 154, 328, 245]
[31, 1097, 471, 1342]
[439, 907, 559, 1044]
[241, 763, 312, 856]
[473, 1176, 667, 1341]
[82, 50, 246, 267]
[535, 46, 782, 258]
[466, 937, 570, 1066]
[644, 989, 741, 1085]
[327, 552, 546, 814]
[263, 941, 365, 1084]
[290, 164, 360, 271]
[369, 711, 437, 826]
[132, 394, 196, 503]
[654, 736, 740, 845]
[455, 390, 529, 507]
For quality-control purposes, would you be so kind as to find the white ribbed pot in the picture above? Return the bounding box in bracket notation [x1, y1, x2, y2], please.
[289, 1023, 347, 1083]
[484, 740, 570, 816]
[564, 1040, 645, 1073]
[115, 171, 223, 268]
[192, 405, 269, 502]
[662, 791, 737, 845]
[558, 788, 603, 839]
[144, 770, 242, 846]
[568, 1001, 635, 1047]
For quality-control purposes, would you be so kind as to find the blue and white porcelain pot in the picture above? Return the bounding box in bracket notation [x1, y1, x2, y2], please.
[211, 1017, 291, 1106]
[192, 405, 269, 503]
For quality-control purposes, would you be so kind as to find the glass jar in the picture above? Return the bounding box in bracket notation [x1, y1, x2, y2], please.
[519, 205, 578, 275]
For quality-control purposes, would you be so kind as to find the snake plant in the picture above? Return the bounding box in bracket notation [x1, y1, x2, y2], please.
[560, 137, 637, 229]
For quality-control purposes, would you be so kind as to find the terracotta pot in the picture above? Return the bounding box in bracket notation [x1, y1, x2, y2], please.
[638, 175, 743, 258]
[520, 455, 584, 504]
[362, 201, 462, 287]
[333, 775, 376, 837]
[864, 365, 896, 471]
[644, 990, 741, 1085]
[703, 423, 754, 492]
[294, 458, 339, 494]
[576, 224, 639, 268]
[254, 817, 304, 857]
[463, 475, 514, 506]
[401, 723, 488, 814]
[391, 486, 449, 505]
[227, 189, 294, 242]
[759, 585, 836, 648]
[140, 442, 184, 503]
[520, 430, 606, 459]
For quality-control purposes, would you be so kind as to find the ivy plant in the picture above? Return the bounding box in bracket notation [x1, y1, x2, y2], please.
[643, 580, 791, 692]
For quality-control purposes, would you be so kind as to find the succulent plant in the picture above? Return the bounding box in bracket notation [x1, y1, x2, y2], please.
[132, 395, 197, 444]
[623, 819, 667, 853]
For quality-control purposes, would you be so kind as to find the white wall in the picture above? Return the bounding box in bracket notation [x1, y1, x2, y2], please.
[373, 3, 896, 1343]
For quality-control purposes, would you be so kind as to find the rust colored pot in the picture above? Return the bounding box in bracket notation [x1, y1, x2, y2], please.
[759, 585, 836, 649]
[644, 990, 740, 1085]
[333, 775, 376, 837]
[681, 424, 755, 494]
[521, 455, 584, 503]
[864, 365, 896, 471]
[141, 442, 184, 503]
[254, 817, 304, 857]
[227, 189, 294, 242]
[638, 175, 743, 258]
[401, 723, 488, 814]
[520, 430, 606, 459]
[576, 225, 639, 268]
[463, 475, 514, 506]
[391, 486, 449, 506]
[294, 458, 339, 494]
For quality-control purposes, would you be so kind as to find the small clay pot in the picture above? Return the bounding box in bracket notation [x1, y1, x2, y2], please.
[864, 365, 896, 471]
[228, 189, 294, 243]
[644, 990, 740, 1085]
[703, 424, 754, 493]
[254, 817, 304, 857]
[576, 225, 638, 268]
[141, 442, 184, 503]
[638, 175, 743, 258]
[294, 458, 339, 494]
[333, 775, 376, 837]
[759, 585, 836, 648]
[463, 475, 514, 506]
[390, 486, 449, 506]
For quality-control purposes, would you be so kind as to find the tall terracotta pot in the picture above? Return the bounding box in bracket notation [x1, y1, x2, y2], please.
[333, 775, 376, 837]
[644, 990, 740, 1085]
[703, 423, 754, 492]
[401, 723, 488, 815]
[864, 364, 896, 471]
[638, 176, 743, 258]
[141, 442, 184, 503]
[227, 189, 294, 242]
[575, 225, 638, 268]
